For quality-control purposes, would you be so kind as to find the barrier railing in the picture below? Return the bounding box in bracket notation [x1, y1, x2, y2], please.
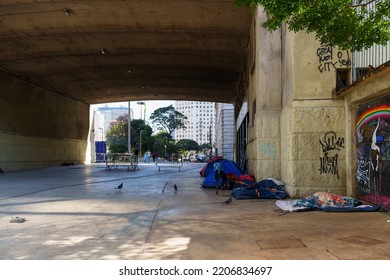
[155, 156, 183, 172]
[105, 153, 139, 171]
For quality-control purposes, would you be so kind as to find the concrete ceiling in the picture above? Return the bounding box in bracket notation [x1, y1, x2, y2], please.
[0, 0, 251, 105]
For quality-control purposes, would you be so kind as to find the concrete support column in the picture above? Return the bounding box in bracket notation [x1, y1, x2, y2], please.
[279, 30, 349, 197]
[247, 8, 282, 180]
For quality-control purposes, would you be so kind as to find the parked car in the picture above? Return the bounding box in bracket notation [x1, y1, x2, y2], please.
[196, 154, 206, 162]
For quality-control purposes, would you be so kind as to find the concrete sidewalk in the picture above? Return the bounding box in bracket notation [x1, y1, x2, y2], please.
[0, 163, 389, 260]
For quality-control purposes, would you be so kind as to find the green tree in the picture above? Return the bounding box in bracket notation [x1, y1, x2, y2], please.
[106, 115, 154, 154]
[176, 139, 199, 160]
[199, 143, 211, 154]
[106, 115, 128, 153]
[176, 139, 199, 152]
[152, 131, 178, 156]
[149, 105, 188, 136]
[235, 0, 390, 51]
[131, 119, 154, 155]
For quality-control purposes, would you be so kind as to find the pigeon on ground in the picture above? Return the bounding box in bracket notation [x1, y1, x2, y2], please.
[116, 183, 123, 189]
[10, 217, 26, 223]
[224, 197, 232, 204]
[174, 184, 178, 191]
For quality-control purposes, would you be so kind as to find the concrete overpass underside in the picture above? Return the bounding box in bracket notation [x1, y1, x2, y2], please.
[0, 0, 251, 170]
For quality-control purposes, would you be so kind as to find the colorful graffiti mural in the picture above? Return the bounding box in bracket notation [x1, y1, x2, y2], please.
[356, 96, 390, 208]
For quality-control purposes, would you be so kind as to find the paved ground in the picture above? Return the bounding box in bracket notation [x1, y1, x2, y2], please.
[0, 162, 389, 260]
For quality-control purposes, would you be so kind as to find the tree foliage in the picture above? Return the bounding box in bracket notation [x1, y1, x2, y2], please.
[176, 139, 199, 152]
[149, 105, 188, 136]
[152, 131, 178, 156]
[131, 119, 154, 154]
[199, 143, 211, 154]
[105, 115, 128, 153]
[105, 115, 154, 154]
[235, 0, 390, 51]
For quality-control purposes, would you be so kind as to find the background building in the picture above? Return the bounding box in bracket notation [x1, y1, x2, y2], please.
[175, 101, 216, 145]
[215, 103, 234, 160]
[93, 104, 134, 142]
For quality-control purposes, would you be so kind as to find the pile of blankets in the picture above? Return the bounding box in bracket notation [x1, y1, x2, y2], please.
[275, 192, 381, 212]
[231, 178, 288, 200]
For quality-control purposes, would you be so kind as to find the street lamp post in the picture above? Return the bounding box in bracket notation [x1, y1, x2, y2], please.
[137, 101, 146, 121]
[128, 101, 131, 154]
[139, 130, 143, 159]
[164, 144, 167, 158]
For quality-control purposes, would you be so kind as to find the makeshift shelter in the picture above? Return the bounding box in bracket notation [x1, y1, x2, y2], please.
[199, 156, 223, 177]
[201, 158, 244, 188]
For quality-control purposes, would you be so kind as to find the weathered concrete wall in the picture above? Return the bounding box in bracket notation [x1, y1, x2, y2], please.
[280, 30, 348, 197]
[247, 9, 349, 198]
[246, 8, 282, 180]
[281, 100, 346, 197]
[0, 74, 89, 171]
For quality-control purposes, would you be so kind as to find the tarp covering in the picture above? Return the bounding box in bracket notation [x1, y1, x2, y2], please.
[201, 158, 244, 188]
[199, 156, 223, 177]
[231, 179, 288, 200]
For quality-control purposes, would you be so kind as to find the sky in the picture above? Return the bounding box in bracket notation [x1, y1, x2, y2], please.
[91, 100, 175, 122]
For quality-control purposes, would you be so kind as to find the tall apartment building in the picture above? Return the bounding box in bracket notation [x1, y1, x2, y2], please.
[175, 101, 215, 145]
[215, 103, 235, 161]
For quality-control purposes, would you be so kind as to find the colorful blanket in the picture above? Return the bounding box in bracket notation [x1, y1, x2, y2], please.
[293, 192, 360, 209]
[276, 192, 381, 212]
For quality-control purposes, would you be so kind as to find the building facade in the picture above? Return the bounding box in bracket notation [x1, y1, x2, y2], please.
[215, 103, 235, 161]
[175, 101, 216, 145]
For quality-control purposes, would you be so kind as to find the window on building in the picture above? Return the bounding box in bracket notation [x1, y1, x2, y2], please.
[336, 69, 350, 92]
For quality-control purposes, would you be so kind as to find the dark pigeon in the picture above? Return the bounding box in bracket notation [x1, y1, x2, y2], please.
[224, 197, 232, 204]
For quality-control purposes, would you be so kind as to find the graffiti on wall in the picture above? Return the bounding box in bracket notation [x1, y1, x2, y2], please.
[319, 131, 344, 179]
[316, 44, 351, 73]
[356, 98, 390, 208]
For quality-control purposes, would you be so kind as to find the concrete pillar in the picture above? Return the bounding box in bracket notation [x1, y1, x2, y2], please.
[247, 8, 282, 180]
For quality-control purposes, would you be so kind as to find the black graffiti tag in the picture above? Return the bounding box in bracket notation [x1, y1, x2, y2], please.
[318, 62, 337, 73]
[337, 50, 351, 67]
[319, 131, 344, 179]
[319, 131, 345, 153]
[317, 44, 333, 63]
[317, 44, 351, 72]
[319, 153, 339, 179]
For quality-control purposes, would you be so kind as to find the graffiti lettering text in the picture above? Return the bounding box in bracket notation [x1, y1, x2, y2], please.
[319, 153, 339, 179]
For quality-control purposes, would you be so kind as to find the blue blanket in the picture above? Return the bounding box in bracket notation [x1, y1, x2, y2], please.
[232, 179, 288, 200]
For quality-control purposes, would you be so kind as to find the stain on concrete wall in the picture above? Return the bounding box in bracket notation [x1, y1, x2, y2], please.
[259, 142, 276, 160]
